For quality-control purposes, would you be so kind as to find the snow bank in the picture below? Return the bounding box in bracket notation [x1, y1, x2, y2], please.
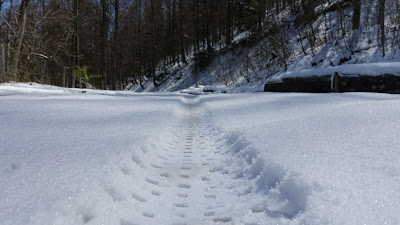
[217, 130, 313, 220]
[180, 84, 264, 95]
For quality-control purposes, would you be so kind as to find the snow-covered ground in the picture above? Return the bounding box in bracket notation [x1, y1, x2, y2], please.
[1, 83, 400, 224]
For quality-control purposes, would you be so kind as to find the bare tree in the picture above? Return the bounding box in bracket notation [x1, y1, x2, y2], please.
[72, 0, 79, 88]
[1, 43, 5, 80]
[352, 0, 361, 30]
[378, 0, 385, 56]
[9, 0, 30, 77]
[179, 0, 186, 64]
[111, 0, 119, 90]
[225, 0, 232, 46]
[6, 0, 13, 76]
[100, 0, 109, 86]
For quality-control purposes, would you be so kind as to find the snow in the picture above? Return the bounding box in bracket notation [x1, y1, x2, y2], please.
[266, 62, 400, 83]
[1, 83, 400, 224]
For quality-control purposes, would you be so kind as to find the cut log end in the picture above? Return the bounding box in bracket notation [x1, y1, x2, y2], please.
[333, 72, 341, 93]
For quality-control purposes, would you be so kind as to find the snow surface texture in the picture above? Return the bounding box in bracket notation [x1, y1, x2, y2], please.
[1, 83, 400, 224]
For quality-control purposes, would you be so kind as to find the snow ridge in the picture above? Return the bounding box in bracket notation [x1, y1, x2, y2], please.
[202, 107, 314, 223]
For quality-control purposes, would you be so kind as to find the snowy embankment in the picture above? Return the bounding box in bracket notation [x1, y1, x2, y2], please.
[1, 83, 400, 224]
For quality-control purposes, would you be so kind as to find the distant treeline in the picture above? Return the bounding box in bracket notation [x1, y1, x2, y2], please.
[0, 0, 398, 89]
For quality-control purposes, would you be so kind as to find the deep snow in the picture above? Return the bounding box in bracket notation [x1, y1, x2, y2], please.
[1, 83, 400, 224]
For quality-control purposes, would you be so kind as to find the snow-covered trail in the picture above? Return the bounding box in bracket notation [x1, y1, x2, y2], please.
[123, 96, 230, 224]
[2, 84, 400, 224]
[121, 96, 227, 224]
[0, 93, 310, 225]
[108, 95, 309, 224]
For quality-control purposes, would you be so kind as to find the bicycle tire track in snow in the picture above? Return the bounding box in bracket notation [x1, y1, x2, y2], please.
[71, 96, 314, 225]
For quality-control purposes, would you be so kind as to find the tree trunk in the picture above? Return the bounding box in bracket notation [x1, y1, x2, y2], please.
[112, 0, 119, 90]
[226, 0, 232, 46]
[138, 0, 143, 89]
[258, 0, 267, 31]
[72, 0, 79, 88]
[378, 0, 385, 57]
[338, 4, 346, 37]
[172, 0, 176, 63]
[179, 0, 186, 64]
[275, 0, 280, 15]
[0, 43, 5, 81]
[297, 29, 307, 56]
[351, 0, 361, 30]
[308, 21, 316, 56]
[63, 67, 66, 87]
[196, 0, 201, 52]
[218, 0, 223, 49]
[151, 0, 156, 86]
[9, 0, 30, 77]
[6, 0, 13, 79]
[41, 62, 46, 84]
[205, 0, 211, 51]
[100, 0, 109, 87]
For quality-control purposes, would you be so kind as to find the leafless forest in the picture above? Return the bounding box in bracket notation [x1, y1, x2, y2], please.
[0, 0, 399, 89]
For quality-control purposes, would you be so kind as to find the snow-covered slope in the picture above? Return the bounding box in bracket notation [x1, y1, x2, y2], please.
[127, 0, 400, 93]
[1, 83, 400, 224]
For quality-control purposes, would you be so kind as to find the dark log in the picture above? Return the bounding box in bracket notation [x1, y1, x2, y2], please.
[337, 74, 400, 93]
[283, 75, 332, 92]
[264, 75, 331, 92]
[265, 72, 400, 94]
[264, 81, 284, 92]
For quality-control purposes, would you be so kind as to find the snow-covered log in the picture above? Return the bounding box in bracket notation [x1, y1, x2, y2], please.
[333, 72, 400, 93]
[264, 75, 332, 93]
[265, 63, 400, 93]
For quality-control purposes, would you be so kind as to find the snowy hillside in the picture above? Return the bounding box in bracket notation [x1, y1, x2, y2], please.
[127, 0, 400, 92]
[1, 83, 400, 224]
